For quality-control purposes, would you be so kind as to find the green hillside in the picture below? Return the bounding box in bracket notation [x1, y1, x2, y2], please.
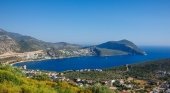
[65, 59, 170, 80]
[0, 64, 114, 93]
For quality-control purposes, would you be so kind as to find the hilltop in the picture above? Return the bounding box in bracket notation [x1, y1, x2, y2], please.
[88, 39, 146, 56]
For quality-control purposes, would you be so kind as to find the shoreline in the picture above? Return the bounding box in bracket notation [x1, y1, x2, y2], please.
[10, 58, 48, 66]
[11, 56, 170, 73]
[10, 54, 131, 66]
[10, 55, 94, 66]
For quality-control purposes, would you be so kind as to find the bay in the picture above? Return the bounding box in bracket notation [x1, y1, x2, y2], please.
[14, 46, 170, 72]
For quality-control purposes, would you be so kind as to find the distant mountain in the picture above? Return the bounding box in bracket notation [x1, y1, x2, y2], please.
[94, 39, 146, 55]
[0, 28, 80, 54]
[0, 28, 145, 57]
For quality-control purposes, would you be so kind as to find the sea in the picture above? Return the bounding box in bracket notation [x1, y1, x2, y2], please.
[13, 46, 170, 72]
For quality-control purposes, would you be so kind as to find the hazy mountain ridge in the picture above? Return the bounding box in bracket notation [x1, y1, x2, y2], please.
[0, 28, 145, 58]
[0, 28, 80, 53]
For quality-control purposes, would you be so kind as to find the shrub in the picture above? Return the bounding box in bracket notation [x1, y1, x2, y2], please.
[0, 70, 21, 85]
[91, 84, 113, 93]
[32, 74, 50, 81]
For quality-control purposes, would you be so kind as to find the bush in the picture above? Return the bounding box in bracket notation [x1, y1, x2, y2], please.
[21, 84, 56, 93]
[32, 74, 50, 81]
[0, 70, 21, 84]
[91, 84, 113, 93]
[0, 82, 21, 93]
[0, 65, 23, 76]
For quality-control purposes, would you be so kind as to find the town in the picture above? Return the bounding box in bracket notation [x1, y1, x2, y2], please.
[18, 63, 170, 93]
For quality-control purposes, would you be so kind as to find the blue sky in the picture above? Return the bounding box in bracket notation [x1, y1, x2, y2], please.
[0, 0, 170, 45]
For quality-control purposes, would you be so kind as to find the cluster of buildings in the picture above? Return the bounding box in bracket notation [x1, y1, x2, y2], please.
[47, 48, 93, 58]
[20, 66, 103, 84]
[20, 65, 68, 81]
[75, 69, 103, 72]
[151, 81, 170, 93]
[156, 70, 170, 77]
[149, 70, 170, 93]
[21, 68, 68, 82]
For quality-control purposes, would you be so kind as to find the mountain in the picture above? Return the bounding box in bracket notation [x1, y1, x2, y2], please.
[0, 28, 145, 58]
[91, 47, 128, 56]
[94, 39, 146, 55]
[0, 34, 20, 54]
[0, 28, 81, 54]
[0, 29, 20, 54]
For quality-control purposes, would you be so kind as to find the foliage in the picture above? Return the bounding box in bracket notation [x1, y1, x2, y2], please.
[1, 58, 169, 93]
[32, 74, 50, 81]
[0, 65, 23, 76]
[0, 70, 21, 85]
[91, 83, 113, 93]
[65, 59, 170, 81]
[0, 65, 114, 93]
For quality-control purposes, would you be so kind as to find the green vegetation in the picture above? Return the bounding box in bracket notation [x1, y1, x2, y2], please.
[65, 59, 170, 81]
[124, 59, 170, 79]
[64, 59, 170, 92]
[65, 66, 127, 81]
[0, 64, 114, 93]
[90, 84, 113, 93]
[0, 70, 21, 85]
[1, 58, 170, 93]
[0, 65, 56, 93]
[32, 74, 50, 81]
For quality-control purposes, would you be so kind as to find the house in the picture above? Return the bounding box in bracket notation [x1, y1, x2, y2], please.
[165, 89, 170, 93]
[86, 80, 93, 85]
[120, 79, 125, 84]
[100, 81, 108, 85]
[23, 65, 27, 69]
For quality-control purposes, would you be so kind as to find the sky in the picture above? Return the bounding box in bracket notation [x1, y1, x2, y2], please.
[0, 0, 170, 46]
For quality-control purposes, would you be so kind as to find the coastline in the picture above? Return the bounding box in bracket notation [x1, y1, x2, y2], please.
[10, 54, 131, 66]
[10, 55, 93, 66]
[10, 58, 48, 66]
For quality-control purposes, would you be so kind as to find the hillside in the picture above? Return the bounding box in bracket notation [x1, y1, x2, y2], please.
[0, 35, 20, 54]
[2, 58, 170, 93]
[0, 28, 80, 53]
[65, 59, 170, 92]
[95, 39, 145, 55]
[65, 58, 170, 81]
[92, 47, 128, 56]
[125, 59, 170, 79]
[0, 28, 146, 63]
[0, 64, 114, 93]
